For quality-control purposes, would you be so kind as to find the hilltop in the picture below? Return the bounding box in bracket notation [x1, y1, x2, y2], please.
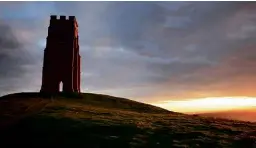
[0, 92, 255, 148]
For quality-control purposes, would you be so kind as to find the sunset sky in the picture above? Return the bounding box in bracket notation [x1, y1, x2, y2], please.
[0, 1, 256, 113]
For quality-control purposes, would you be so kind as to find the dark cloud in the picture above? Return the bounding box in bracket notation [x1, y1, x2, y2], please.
[0, 21, 25, 77]
[0, 2, 256, 102]
[0, 23, 20, 50]
[0, 19, 42, 96]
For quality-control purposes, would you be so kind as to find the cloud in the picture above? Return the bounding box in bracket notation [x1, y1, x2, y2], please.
[0, 20, 41, 96]
[0, 2, 255, 103]
[0, 21, 26, 77]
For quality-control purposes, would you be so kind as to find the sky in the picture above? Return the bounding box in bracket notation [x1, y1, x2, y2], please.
[0, 1, 256, 113]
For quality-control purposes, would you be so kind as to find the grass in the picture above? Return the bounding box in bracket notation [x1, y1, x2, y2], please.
[0, 92, 255, 148]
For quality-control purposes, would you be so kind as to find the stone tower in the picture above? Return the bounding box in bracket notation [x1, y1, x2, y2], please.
[40, 15, 81, 93]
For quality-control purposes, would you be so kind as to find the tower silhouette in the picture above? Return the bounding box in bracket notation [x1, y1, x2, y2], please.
[40, 15, 81, 93]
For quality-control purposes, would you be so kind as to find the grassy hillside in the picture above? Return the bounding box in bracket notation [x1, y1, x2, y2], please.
[197, 109, 256, 123]
[0, 92, 255, 148]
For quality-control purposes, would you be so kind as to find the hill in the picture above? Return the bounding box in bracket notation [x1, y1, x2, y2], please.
[197, 109, 256, 123]
[0, 92, 255, 148]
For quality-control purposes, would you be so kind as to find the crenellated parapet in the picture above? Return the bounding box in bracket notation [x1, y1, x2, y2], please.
[50, 15, 78, 27]
[50, 15, 76, 21]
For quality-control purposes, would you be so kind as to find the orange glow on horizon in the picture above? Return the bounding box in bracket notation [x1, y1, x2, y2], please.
[151, 97, 256, 114]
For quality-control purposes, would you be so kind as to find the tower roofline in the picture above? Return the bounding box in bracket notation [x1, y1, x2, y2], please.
[50, 15, 78, 27]
[50, 15, 77, 21]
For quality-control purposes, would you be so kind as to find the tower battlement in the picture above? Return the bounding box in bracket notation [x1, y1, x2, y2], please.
[50, 15, 78, 27]
[50, 15, 76, 21]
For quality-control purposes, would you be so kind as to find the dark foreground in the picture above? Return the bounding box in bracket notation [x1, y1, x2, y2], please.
[0, 93, 255, 148]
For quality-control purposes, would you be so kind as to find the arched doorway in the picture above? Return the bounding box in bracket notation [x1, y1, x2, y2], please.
[59, 81, 63, 92]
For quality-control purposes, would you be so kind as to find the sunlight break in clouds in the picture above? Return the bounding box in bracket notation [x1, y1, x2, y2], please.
[151, 97, 256, 114]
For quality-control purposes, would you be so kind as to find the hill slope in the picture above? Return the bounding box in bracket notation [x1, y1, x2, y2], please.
[0, 92, 255, 148]
[198, 109, 256, 123]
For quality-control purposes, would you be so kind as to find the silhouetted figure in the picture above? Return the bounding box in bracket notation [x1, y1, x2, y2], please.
[40, 15, 81, 93]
